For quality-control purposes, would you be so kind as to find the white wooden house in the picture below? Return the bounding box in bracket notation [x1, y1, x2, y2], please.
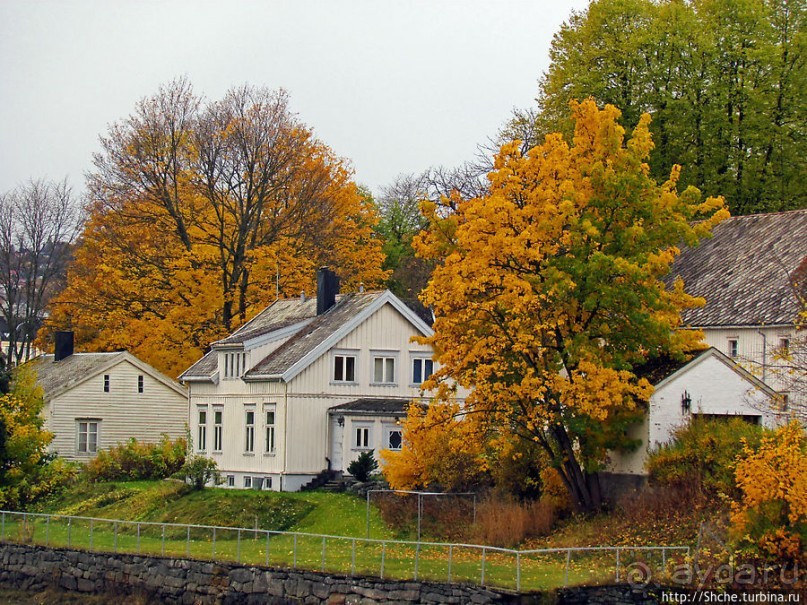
[180, 269, 453, 491]
[672, 208, 806, 411]
[30, 333, 188, 461]
[605, 347, 779, 487]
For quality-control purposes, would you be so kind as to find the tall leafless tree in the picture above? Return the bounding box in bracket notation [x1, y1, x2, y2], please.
[0, 179, 83, 365]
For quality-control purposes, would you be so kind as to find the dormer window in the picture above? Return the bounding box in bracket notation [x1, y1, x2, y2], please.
[333, 353, 357, 383]
[223, 351, 247, 379]
[411, 356, 434, 385]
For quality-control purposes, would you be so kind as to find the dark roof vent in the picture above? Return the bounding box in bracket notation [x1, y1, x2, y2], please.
[54, 331, 74, 362]
[317, 267, 340, 315]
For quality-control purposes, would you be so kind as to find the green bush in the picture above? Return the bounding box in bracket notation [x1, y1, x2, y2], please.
[85, 435, 187, 482]
[0, 457, 80, 510]
[647, 416, 769, 498]
[348, 450, 378, 482]
[181, 456, 220, 490]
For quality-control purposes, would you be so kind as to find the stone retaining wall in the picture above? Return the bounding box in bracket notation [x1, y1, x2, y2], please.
[0, 542, 536, 604]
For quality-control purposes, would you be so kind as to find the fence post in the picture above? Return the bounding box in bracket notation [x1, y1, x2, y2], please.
[186, 526, 191, 558]
[67, 518, 71, 548]
[564, 549, 571, 586]
[46, 516, 50, 546]
[237, 529, 242, 563]
[137, 523, 141, 554]
[481, 547, 486, 586]
[89, 519, 94, 550]
[417, 494, 422, 542]
[414, 542, 420, 581]
[212, 527, 216, 560]
[321, 536, 326, 572]
[448, 545, 453, 583]
[662, 547, 667, 571]
[161, 525, 166, 556]
[351, 539, 356, 576]
[516, 552, 521, 592]
[265, 532, 270, 567]
[114, 522, 118, 553]
[366, 491, 371, 538]
[1, 512, 4, 541]
[615, 547, 621, 583]
[380, 542, 386, 580]
[293, 534, 298, 569]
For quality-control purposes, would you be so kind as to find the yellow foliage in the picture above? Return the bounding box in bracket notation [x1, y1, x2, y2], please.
[0, 365, 54, 481]
[381, 401, 488, 492]
[40, 126, 387, 378]
[413, 98, 728, 511]
[730, 421, 807, 562]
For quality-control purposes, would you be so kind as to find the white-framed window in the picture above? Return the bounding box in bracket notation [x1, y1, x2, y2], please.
[265, 408, 276, 454]
[197, 407, 208, 452]
[263, 477, 273, 490]
[354, 424, 371, 449]
[103, 375, 110, 393]
[244, 407, 255, 453]
[728, 338, 739, 358]
[223, 351, 247, 379]
[226, 474, 235, 487]
[778, 337, 791, 354]
[333, 353, 357, 382]
[372, 354, 396, 384]
[137, 375, 144, 393]
[385, 425, 403, 451]
[213, 407, 223, 452]
[411, 356, 434, 385]
[77, 420, 99, 454]
[244, 476, 252, 489]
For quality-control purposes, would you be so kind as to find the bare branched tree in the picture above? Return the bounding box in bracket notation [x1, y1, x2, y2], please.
[0, 179, 83, 364]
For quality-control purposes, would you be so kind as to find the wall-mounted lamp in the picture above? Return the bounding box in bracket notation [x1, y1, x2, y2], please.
[681, 390, 691, 414]
[337, 416, 345, 427]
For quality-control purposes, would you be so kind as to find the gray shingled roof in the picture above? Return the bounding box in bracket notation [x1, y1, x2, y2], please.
[29, 352, 127, 400]
[673, 209, 806, 328]
[214, 298, 318, 346]
[329, 398, 413, 416]
[181, 350, 218, 380]
[246, 291, 386, 378]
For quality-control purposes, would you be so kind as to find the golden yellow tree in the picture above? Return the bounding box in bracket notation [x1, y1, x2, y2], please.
[40, 80, 387, 377]
[731, 421, 807, 563]
[380, 402, 488, 492]
[415, 99, 728, 512]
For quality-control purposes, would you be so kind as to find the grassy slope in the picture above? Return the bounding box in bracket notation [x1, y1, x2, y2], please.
[36, 480, 395, 539]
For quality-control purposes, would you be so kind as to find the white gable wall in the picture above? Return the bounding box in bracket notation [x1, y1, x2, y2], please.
[606, 351, 779, 477]
[649, 352, 778, 447]
[186, 300, 451, 490]
[284, 303, 434, 475]
[45, 359, 188, 461]
[700, 326, 798, 405]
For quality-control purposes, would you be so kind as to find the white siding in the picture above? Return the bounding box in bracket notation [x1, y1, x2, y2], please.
[45, 360, 188, 461]
[607, 351, 779, 476]
[186, 299, 463, 489]
[700, 326, 797, 397]
[283, 304, 437, 475]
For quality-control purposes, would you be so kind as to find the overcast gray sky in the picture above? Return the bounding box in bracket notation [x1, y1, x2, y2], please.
[0, 1, 589, 199]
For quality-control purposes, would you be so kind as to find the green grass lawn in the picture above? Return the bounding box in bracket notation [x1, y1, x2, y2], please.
[11, 480, 682, 591]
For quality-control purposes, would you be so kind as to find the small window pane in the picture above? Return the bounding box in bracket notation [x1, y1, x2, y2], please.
[388, 430, 402, 450]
